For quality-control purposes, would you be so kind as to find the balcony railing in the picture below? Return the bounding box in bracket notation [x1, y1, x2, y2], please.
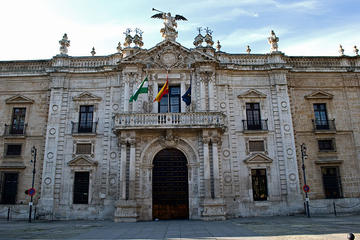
[4, 124, 27, 136]
[71, 121, 98, 134]
[312, 119, 336, 131]
[113, 112, 226, 130]
[242, 120, 268, 131]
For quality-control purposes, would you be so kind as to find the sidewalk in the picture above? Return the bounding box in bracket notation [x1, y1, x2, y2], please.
[0, 214, 359, 239]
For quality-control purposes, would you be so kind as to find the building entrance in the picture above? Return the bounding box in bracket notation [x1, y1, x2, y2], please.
[152, 148, 189, 220]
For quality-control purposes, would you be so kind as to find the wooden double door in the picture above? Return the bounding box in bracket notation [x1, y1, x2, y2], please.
[152, 148, 189, 220]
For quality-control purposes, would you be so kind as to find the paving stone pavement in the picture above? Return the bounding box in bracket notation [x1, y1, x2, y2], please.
[0, 214, 359, 239]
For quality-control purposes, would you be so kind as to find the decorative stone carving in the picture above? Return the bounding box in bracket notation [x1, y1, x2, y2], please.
[133, 28, 144, 48]
[339, 44, 344, 56]
[151, 11, 187, 41]
[216, 40, 221, 52]
[59, 33, 70, 55]
[304, 90, 333, 99]
[243, 153, 273, 164]
[354, 45, 359, 56]
[117, 42, 122, 53]
[91, 47, 96, 56]
[5, 94, 34, 104]
[267, 30, 279, 53]
[204, 27, 214, 47]
[123, 28, 133, 48]
[246, 45, 251, 54]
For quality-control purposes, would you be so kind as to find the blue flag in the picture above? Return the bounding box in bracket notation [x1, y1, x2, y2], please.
[182, 86, 191, 106]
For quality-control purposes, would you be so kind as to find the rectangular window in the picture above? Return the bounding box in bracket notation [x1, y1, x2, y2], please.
[246, 103, 261, 130]
[313, 103, 329, 129]
[5, 144, 22, 156]
[78, 105, 94, 133]
[321, 167, 342, 199]
[158, 86, 181, 113]
[11, 108, 26, 134]
[318, 139, 335, 151]
[249, 140, 265, 152]
[76, 143, 92, 155]
[73, 172, 89, 204]
[251, 169, 268, 201]
[1, 173, 18, 204]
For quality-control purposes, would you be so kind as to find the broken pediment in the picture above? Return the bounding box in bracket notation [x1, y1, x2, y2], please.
[68, 155, 98, 167]
[304, 91, 333, 100]
[120, 40, 218, 69]
[244, 153, 273, 164]
[5, 95, 34, 104]
[238, 89, 267, 99]
[73, 91, 102, 102]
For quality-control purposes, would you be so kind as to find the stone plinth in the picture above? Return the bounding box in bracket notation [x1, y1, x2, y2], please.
[201, 198, 226, 221]
[114, 200, 137, 222]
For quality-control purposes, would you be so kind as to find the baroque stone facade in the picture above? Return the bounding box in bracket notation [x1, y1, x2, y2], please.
[0, 25, 360, 220]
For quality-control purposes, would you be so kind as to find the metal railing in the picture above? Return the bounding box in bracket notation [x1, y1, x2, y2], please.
[4, 124, 27, 136]
[71, 121, 98, 134]
[113, 112, 226, 130]
[242, 120, 268, 131]
[312, 119, 336, 131]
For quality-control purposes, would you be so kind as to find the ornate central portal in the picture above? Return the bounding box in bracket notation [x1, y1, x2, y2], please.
[152, 148, 189, 220]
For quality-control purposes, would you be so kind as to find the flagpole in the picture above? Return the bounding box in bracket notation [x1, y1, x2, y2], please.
[167, 71, 170, 113]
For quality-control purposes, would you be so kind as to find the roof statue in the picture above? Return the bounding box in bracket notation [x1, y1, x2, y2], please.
[59, 33, 70, 55]
[267, 30, 279, 53]
[151, 8, 187, 41]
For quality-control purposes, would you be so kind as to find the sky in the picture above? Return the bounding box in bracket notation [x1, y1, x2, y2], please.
[0, 0, 359, 60]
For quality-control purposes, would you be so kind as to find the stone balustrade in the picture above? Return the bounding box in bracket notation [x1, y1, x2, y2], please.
[113, 112, 226, 131]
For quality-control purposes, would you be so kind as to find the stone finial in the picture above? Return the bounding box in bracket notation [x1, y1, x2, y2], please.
[204, 27, 214, 47]
[216, 40, 221, 52]
[354, 46, 359, 56]
[91, 47, 96, 56]
[59, 33, 70, 55]
[339, 44, 345, 56]
[267, 30, 279, 53]
[246, 45, 251, 54]
[133, 28, 144, 48]
[193, 27, 204, 47]
[117, 42, 122, 53]
[123, 28, 133, 48]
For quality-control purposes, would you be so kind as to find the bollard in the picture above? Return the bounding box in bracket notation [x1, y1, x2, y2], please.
[333, 201, 337, 216]
[7, 207, 10, 221]
[348, 233, 355, 240]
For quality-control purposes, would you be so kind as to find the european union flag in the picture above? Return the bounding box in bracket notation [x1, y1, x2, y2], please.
[182, 86, 191, 106]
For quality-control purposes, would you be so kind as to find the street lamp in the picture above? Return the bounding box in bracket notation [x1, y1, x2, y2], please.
[29, 146, 37, 223]
[301, 143, 310, 218]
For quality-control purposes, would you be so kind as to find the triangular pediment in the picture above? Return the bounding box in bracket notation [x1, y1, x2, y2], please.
[244, 153, 273, 164]
[305, 91, 333, 99]
[73, 91, 102, 101]
[6, 95, 34, 104]
[68, 155, 98, 167]
[238, 89, 267, 99]
[120, 40, 218, 69]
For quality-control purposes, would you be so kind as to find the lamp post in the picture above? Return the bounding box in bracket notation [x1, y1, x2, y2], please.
[301, 143, 310, 218]
[29, 146, 37, 223]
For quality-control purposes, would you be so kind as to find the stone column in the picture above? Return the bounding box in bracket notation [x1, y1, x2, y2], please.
[152, 81, 158, 113]
[200, 77, 206, 111]
[202, 135, 211, 198]
[128, 139, 136, 199]
[208, 73, 215, 111]
[211, 136, 220, 197]
[181, 81, 186, 112]
[123, 74, 130, 112]
[119, 138, 127, 200]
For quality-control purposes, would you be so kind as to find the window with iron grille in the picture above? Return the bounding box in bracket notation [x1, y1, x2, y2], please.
[11, 108, 26, 134]
[246, 103, 261, 130]
[249, 140, 265, 152]
[0, 172, 18, 204]
[318, 139, 335, 151]
[76, 143, 92, 155]
[251, 169, 268, 201]
[321, 167, 343, 199]
[73, 172, 89, 204]
[5, 144, 22, 156]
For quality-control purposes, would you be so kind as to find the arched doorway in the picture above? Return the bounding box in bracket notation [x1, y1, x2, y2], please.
[152, 148, 189, 220]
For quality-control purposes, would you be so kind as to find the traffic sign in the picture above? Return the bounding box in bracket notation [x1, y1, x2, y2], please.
[28, 188, 36, 196]
[303, 184, 310, 193]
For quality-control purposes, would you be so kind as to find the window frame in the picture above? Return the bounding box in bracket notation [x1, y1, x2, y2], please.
[313, 103, 329, 129]
[321, 166, 343, 199]
[318, 139, 336, 152]
[5, 144, 22, 157]
[158, 85, 181, 113]
[0, 172, 19, 204]
[246, 102, 261, 130]
[73, 171, 90, 204]
[78, 105, 94, 133]
[251, 168, 268, 201]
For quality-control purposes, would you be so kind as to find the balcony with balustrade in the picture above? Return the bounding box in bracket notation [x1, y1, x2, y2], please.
[3, 124, 27, 137]
[242, 120, 268, 133]
[113, 112, 226, 133]
[71, 121, 98, 135]
[312, 119, 336, 133]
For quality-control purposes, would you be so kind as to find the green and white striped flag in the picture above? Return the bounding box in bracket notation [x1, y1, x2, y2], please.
[129, 76, 148, 102]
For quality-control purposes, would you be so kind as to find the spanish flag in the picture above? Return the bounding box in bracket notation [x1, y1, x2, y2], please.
[154, 77, 169, 102]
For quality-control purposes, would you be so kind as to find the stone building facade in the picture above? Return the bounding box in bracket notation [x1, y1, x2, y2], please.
[0, 22, 359, 220]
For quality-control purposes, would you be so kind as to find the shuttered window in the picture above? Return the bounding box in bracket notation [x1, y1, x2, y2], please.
[249, 140, 265, 152]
